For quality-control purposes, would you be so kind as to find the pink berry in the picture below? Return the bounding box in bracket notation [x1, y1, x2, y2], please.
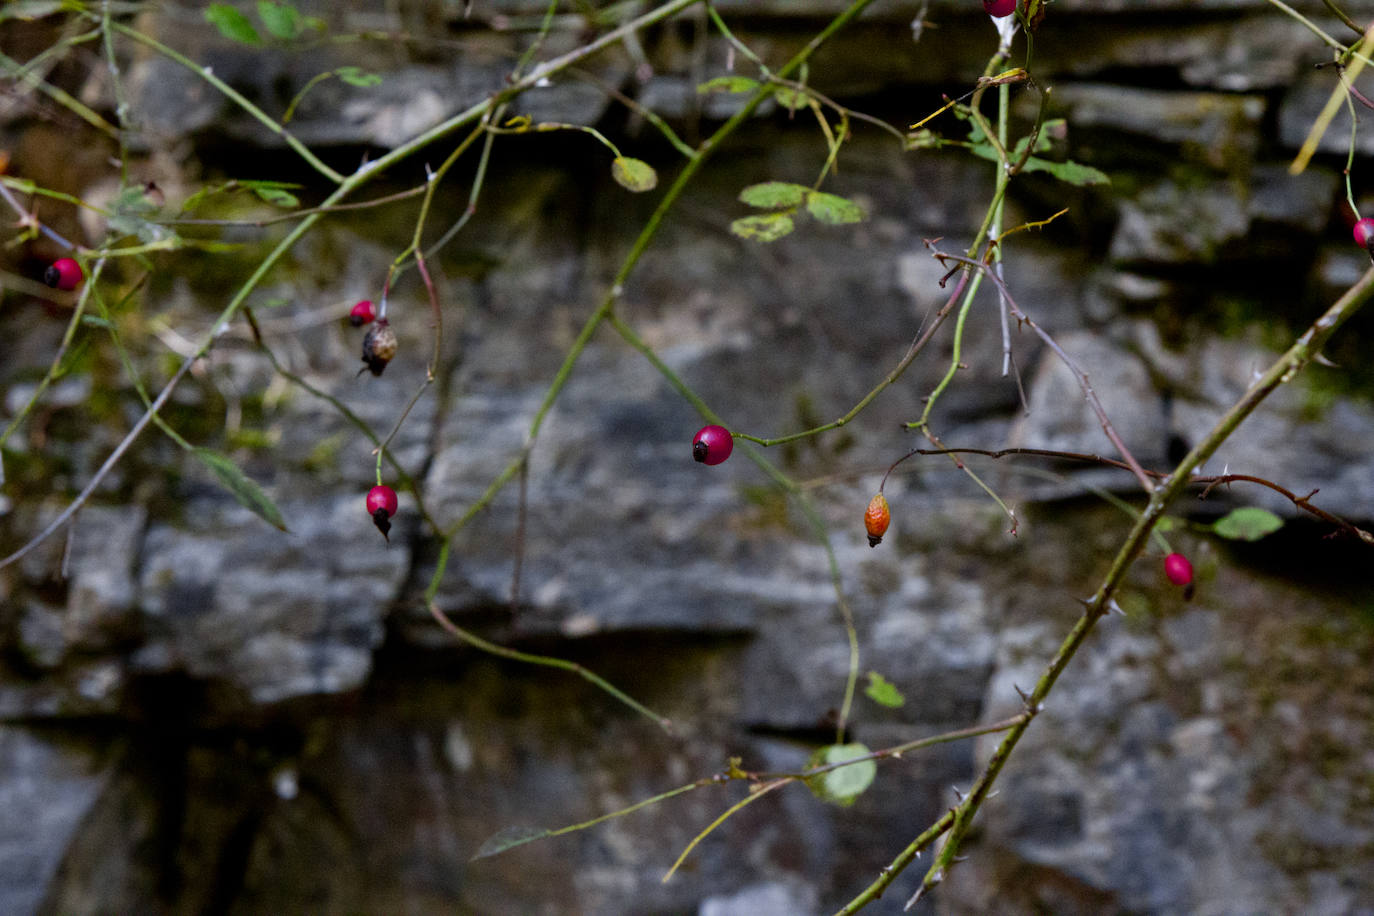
[983, 0, 1016, 17]
[44, 257, 83, 291]
[349, 300, 376, 327]
[692, 425, 734, 466]
[1163, 552, 1193, 587]
[1354, 218, 1374, 249]
[367, 484, 399, 541]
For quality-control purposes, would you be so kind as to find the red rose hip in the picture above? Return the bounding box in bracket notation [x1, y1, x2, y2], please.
[692, 425, 734, 465]
[1163, 552, 1193, 587]
[44, 257, 83, 291]
[349, 300, 376, 327]
[983, 0, 1016, 17]
[1354, 218, 1374, 250]
[367, 484, 399, 541]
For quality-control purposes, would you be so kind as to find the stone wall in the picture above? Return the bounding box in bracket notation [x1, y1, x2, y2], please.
[1, 2, 1372, 914]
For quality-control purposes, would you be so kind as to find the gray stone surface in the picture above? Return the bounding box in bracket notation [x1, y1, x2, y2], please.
[1, 2, 1372, 915]
[0, 729, 109, 916]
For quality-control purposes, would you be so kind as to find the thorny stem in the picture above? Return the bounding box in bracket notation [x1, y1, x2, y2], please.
[929, 244, 1156, 493]
[917, 447, 1373, 544]
[485, 714, 1025, 868]
[868, 265, 1374, 912]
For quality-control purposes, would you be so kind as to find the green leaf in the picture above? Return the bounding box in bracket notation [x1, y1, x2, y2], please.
[1019, 157, 1110, 186]
[470, 825, 552, 860]
[730, 212, 795, 242]
[774, 87, 810, 111]
[1, 2, 67, 22]
[804, 743, 876, 807]
[1212, 507, 1283, 542]
[738, 181, 809, 209]
[235, 180, 303, 208]
[205, 3, 262, 44]
[864, 672, 905, 708]
[108, 186, 171, 245]
[252, 187, 299, 207]
[805, 191, 864, 225]
[697, 76, 760, 94]
[257, 0, 301, 39]
[336, 66, 383, 88]
[192, 448, 288, 530]
[906, 129, 943, 151]
[611, 156, 658, 192]
[966, 142, 997, 165]
[1003, 119, 1065, 160]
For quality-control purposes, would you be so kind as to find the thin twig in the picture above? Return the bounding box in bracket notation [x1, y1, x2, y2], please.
[733, 271, 970, 448]
[928, 243, 1156, 494]
[0, 342, 203, 569]
[426, 600, 674, 733]
[916, 447, 1374, 544]
[886, 264, 1374, 911]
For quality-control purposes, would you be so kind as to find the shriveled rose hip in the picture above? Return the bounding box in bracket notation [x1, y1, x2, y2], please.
[361, 318, 398, 376]
[864, 493, 890, 548]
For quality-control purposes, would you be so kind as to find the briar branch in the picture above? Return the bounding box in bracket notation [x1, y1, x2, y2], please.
[927, 241, 1157, 494]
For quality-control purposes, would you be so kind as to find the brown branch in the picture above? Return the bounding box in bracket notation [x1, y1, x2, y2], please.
[927, 243, 1157, 494]
[917, 447, 1374, 545]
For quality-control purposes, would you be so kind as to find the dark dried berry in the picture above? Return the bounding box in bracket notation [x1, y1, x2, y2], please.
[361, 318, 398, 376]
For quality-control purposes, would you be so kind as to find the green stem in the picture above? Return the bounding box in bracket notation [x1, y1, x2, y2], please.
[108, 21, 345, 184]
[2, 0, 715, 573]
[0, 262, 101, 449]
[896, 264, 1374, 907]
[437, 0, 881, 545]
[426, 601, 673, 732]
[0, 48, 117, 138]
